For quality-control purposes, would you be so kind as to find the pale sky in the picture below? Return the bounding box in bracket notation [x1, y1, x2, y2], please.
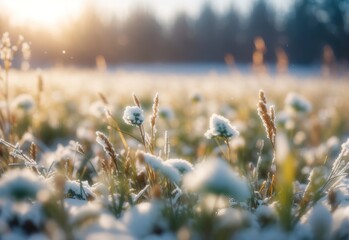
[0, 0, 292, 28]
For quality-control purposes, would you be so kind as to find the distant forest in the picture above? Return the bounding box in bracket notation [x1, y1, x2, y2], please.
[1, 0, 349, 66]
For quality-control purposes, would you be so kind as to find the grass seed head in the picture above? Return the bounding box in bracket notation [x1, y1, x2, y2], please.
[257, 90, 276, 149]
[132, 93, 141, 108]
[150, 93, 159, 128]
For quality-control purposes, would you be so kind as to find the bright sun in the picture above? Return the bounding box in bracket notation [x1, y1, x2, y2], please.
[2, 0, 83, 28]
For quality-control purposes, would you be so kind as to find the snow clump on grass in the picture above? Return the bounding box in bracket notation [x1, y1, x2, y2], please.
[140, 152, 182, 184]
[121, 201, 167, 239]
[65, 180, 96, 200]
[183, 158, 250, 201]
[123, 106, 144, 126]
[165, 158, 194, 174]
[331, 205, 349, 239]
[216, 208, 256, 233]
[89, 101, 107, 118]
[285, 92, 312, 113]
[11, 94, 35, 112]
[0, 168, 46, 200]
[255, 205, 278, 227]
[42, 141, 83, 173]
[159, 106, 175, 120]
[205, 113, 239, 140]
[307, 204, 332, 240]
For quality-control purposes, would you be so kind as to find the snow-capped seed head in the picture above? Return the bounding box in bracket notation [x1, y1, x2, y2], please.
[123, 106, 144, 126]
[205, 114, 239, 140]
[285, 92, 312, 113]
[341, 138, 349, 156]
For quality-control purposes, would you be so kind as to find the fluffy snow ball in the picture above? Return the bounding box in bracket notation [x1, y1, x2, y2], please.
[205, 113, 239, 140]
[123, 106, 144, 126]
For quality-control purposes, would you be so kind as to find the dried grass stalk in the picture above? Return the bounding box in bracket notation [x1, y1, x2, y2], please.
[150, 93, 159, 128]
[96, 131, 119, 171]
[257, 90, 276, 149]
[132, 93, 141, 108]
[98, 92, 109, 105]
[29, 142, 37, 161]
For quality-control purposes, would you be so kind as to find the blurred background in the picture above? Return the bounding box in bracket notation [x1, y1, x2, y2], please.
[1, 0, 348, 71]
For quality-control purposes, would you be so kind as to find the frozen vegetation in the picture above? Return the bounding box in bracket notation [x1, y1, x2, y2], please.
[1, 33, 349, 239]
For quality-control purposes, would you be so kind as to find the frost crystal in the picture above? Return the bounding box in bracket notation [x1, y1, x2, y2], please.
[285, 92, 312, 113]
[123, 106, 144, 126]
[183, 158, 250, 201]
[205, 114, 239, 140]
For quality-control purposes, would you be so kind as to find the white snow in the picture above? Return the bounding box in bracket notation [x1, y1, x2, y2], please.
[41, 141, 83, 175]
[165, 158, 194, 174]
[123, 106, 144, 126]
[69, 202, 102, 226]
[142, 152, 182, 184]
[255, 205, 277, 226]
[121, 200, 166, 239]
[205, 114, 239, 140]
[285, 92, 312, 114]
[0, 168, 46, 200]
[307, 204, 332, 240]
[11, 94, 35, 112]
[332, 206, 349, 239]
[64, 180, 96, 200]
[77, 213, 131, 239]
[183, 158, 250, 201]
[89, 101, 107, 118]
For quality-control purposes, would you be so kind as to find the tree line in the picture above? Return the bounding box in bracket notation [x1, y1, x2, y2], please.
[1, 0, 349, 66]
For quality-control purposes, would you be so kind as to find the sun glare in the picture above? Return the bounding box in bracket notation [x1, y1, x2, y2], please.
[2, 0, 83, 28]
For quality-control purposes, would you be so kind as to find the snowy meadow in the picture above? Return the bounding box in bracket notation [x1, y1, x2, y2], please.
[1, 37, 349, 240]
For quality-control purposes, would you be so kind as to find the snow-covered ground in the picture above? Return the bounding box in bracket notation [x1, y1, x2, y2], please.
[0, 69, 349, 239]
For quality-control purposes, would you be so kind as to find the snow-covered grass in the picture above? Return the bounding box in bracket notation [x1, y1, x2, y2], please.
[0, 66, 349, 239]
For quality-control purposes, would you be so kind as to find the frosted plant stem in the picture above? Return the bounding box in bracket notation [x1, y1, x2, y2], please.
[225, 139, 232, 163]
[214, 138, 228, 160]
[139, 125, 147, 152]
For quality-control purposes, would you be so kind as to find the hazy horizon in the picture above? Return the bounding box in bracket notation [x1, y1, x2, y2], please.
[1, 0, 292, 28]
